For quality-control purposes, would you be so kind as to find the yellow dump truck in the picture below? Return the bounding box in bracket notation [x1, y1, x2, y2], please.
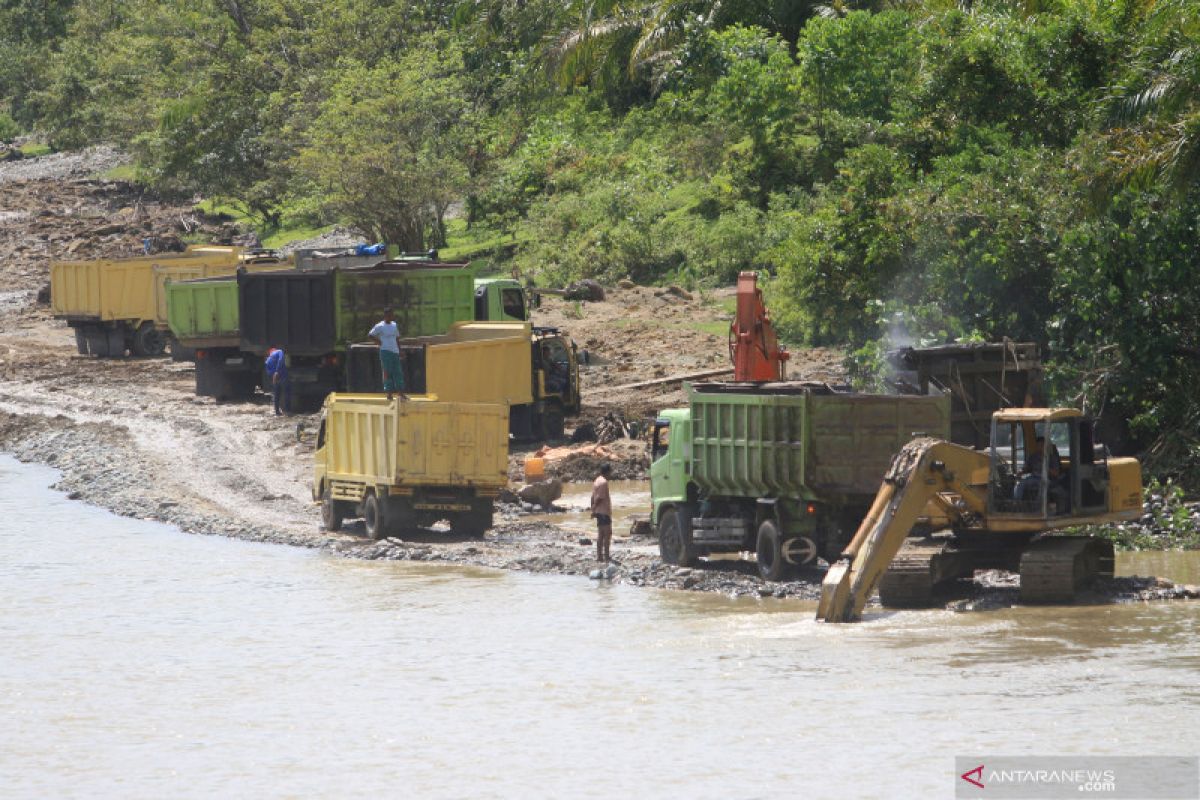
[313, 394, 510, 539]
[50, 246, 286, 357]
[345, 320, 580, 440]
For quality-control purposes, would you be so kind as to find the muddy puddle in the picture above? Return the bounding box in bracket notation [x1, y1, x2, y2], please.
[1120, 550, 1200, 584]
[520, 479, 651, 537]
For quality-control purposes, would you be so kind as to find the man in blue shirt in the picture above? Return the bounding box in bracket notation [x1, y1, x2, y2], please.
[264, 347, 290, 415]
[369, 308, 406, 401]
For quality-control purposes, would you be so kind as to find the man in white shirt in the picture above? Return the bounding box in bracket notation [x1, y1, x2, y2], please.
[368, 307, 405, 401]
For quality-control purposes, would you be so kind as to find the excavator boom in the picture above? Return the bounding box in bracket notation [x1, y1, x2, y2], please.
[816, 438, 988, 622]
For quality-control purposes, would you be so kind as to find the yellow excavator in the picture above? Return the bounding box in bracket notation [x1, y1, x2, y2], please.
[816, 408, 1144, 622]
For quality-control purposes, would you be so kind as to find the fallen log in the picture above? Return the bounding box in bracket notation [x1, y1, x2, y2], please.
[585, 367, 734, 397]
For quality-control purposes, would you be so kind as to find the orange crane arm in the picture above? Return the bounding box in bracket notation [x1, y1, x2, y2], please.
[730, 271, 788, 382]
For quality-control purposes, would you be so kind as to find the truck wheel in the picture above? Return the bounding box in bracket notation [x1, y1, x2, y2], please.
[73, 328, 89, 355]
[320, 487, 344, 533]
[541, 403, 565, 441]
[454, 511, 492, 538]
[658, 507, 697, 567]
[363, 492, 388, 540]
[756, 519, 788, 582]
[169, 338, 196, 362]
[131, 322, 167, 357]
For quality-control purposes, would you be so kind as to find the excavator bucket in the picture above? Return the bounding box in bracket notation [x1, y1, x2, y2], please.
[816, 561, 855, 622]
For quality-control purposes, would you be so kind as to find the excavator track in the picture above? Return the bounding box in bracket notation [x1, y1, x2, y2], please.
[1019, 536, 1114, 604]
[877, 540, 955, 608]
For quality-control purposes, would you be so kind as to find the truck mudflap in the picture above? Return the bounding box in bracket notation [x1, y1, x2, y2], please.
[780, 536, 819, 565]
[194, 350, 261, 401]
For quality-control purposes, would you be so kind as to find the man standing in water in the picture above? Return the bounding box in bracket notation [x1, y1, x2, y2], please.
[368, 308, 406, 401]
[590, 463, 613, 562]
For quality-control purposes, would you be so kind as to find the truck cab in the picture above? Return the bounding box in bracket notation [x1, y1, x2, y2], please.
[475, 278, 529, 322]
[527, 327, 581, 439]
[649, 409, 692, 527]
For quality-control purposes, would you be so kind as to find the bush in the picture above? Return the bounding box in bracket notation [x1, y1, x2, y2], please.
[0, 111, 19, 143]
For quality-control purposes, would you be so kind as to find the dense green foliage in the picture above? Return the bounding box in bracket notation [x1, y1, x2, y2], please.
[2, 0, 1199, 475]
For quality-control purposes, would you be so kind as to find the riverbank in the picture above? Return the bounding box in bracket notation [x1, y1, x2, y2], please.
[1, 153, 1198, 613]
[2, 406, 1198, 608]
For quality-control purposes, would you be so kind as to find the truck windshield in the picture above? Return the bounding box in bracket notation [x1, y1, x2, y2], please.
[501, 288, 526, 321]
[651, 422, 670, 461]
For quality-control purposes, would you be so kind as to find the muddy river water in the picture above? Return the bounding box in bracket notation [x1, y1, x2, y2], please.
[3, 455, 1199, 798]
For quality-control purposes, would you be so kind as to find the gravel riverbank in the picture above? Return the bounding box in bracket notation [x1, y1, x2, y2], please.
[1, 151, 1197, 614]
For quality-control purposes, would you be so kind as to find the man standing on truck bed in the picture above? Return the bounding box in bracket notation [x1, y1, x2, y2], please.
[590, 464, 614, 562]
[369, 308, 406, 401]
[265, 346, 290, 416]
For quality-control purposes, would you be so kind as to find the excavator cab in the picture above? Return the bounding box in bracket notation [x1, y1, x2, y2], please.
[987, 409, 1112, 520]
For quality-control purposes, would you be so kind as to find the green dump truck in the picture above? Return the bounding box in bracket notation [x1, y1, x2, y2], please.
[165, 262, 532, 405]
[313, 394, 510, 539]
[650, 382, 950, 580]
[165, 276, 261, 400]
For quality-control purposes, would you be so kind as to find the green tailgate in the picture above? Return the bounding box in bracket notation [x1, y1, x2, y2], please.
[690, 387, 812, 501]
[165, 277, 240, 343]
[334, 268, 474, 344]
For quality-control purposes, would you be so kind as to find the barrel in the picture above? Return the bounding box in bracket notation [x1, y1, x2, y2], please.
[524, 457, 545, 481]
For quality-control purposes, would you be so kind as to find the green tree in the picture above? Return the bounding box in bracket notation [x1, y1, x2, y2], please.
[295, 36, 476, 249]
[0, 0, 75, 125]
[1107, 0, 1200, 193]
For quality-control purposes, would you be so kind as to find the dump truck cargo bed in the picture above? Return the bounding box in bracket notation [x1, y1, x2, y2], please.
[238, 262, 475, 356]
[165, 276, 242, 346]
[688, 382, 950, 502]
[344, 322, 535, 405]
[51, 251, 241, 325]
[319, 394, 509, 491]
[887, 341, 1043, 449]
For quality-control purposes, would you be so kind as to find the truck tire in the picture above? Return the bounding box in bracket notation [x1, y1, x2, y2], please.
[131, 322, 167, 357]
[658, 507, 697, 567]
[541, 402, 565, 441]
[363, 492, 388, 540]
[169, 338, 196, 362]
[756, 519, 788, 582]
[74, 328, 89, 355]
[453, 510, 492, 538]
[320, 487, 344, 533]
